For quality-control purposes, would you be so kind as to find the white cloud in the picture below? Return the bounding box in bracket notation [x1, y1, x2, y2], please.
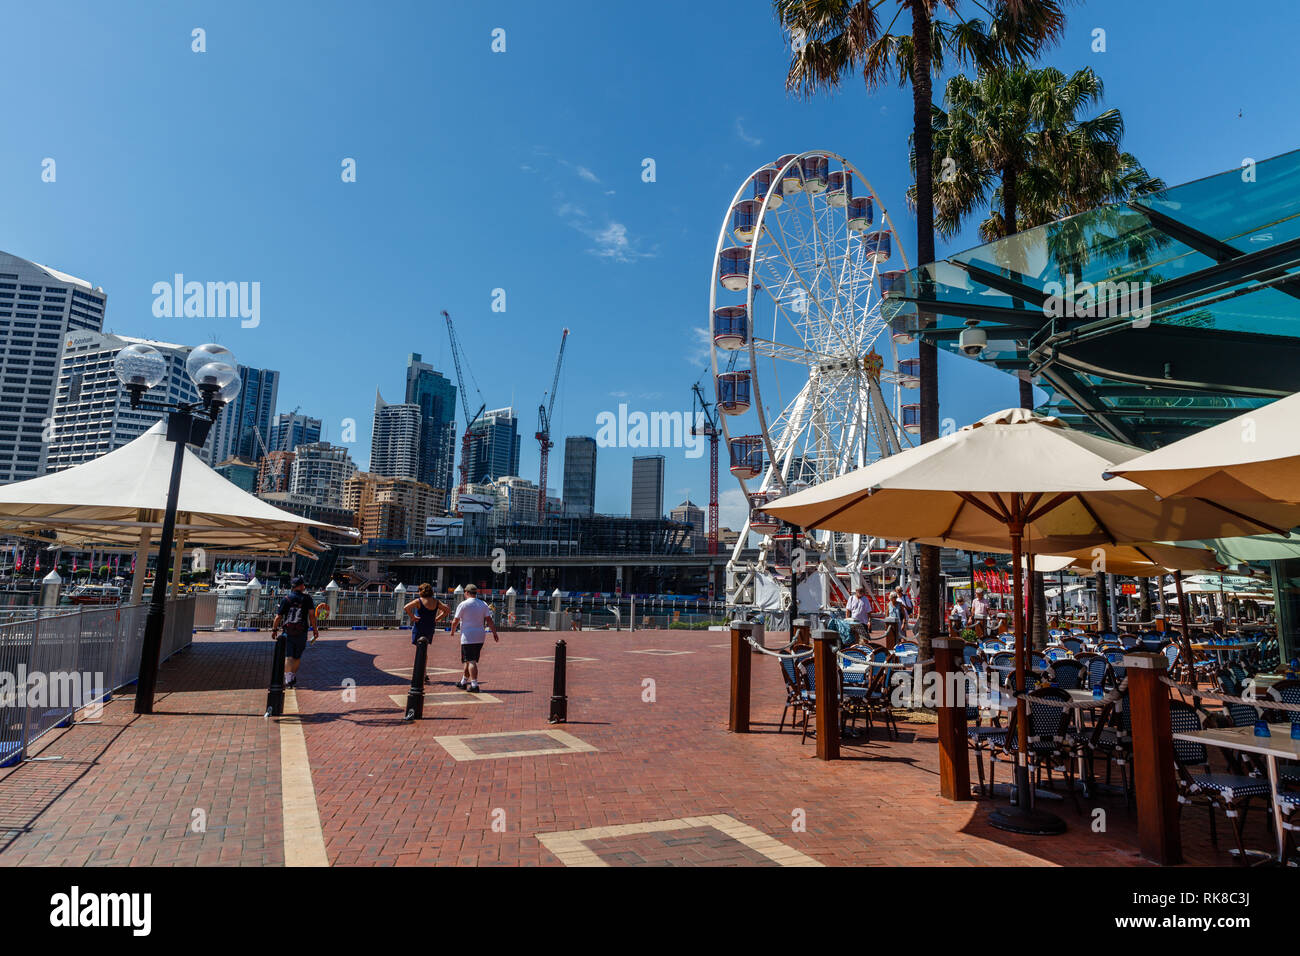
[586, 220, 654, 263]
[576, 165, 600, 183]
[719, 487, 750, 534]
[734, 117, 762, 148]
[688, 326, 712, 364]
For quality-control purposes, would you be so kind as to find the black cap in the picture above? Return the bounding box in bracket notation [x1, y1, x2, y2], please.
[291, 575, 306, 588]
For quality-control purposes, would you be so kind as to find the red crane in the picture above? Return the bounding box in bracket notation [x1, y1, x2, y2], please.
[535, 328, 569, 521]
[691, 381, 719, 555]
[442, 309, 486, 513]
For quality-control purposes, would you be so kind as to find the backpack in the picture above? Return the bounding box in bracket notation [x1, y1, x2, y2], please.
[283, 595, 308, 636]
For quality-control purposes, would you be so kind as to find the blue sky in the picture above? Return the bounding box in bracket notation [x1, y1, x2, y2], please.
[3, 0, 1298, 528]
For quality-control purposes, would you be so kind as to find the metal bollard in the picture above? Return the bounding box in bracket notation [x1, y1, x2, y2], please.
[265, 633, 287, 717]
[404, 637, 429, 722]
[548, 639, 567, 723]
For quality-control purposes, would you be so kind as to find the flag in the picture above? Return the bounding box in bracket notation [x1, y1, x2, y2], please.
[14, 546, 21, 571]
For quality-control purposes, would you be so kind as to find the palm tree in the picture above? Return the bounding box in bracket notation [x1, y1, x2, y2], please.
[774, 0, 1072, 655]
[915, 63, 1164, 646]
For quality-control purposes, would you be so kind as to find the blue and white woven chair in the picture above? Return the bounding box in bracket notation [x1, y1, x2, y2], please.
[1171, 698, 1273, 864]
[1061, 637, 1084, 656]
[1047, 658, 1084, 691]
[778, 651, 813, 734]
[1044, 645, 1072, 662]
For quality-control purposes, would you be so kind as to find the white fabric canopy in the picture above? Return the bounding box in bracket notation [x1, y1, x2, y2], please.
[1106, 391, 1300, 504]
[0, 422, 354, 556]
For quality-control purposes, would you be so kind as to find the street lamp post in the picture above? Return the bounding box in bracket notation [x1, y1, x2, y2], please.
[113, 342, 241, 715]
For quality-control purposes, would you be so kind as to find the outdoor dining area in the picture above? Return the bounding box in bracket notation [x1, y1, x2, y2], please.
[728, 397, 1300, 866]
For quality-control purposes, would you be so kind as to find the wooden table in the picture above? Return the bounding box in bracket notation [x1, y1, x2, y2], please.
[1171, 724, 1300, 863]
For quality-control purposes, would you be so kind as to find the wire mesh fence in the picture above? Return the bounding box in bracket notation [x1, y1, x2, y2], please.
[0, 597, 195, 767]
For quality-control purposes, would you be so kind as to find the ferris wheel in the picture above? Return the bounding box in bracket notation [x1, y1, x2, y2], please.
[707, 150, 917, 608]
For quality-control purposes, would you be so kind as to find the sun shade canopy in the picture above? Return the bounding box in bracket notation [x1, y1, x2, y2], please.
[762, 408, 1300, 553]
[883, 150, 1300, 449]
[1106, 390, 1300, 503]
[0, 422, 355, 556]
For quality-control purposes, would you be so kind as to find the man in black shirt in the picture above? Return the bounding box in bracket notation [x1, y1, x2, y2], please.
[272, 576, 319, 687]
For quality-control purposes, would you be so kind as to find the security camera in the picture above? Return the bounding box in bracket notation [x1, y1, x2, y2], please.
[958, 320, 987, 357]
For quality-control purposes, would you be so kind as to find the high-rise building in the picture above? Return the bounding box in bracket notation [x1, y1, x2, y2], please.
[289, 442, 357, 507]
[466, 406, 520, 484]
[205, 365, 279, 465]
[670, 500, 706, 552]
[256, 450, 295, 496]
[344, 471, 443, 545]
[0, 251, 107, 482]
[562, 436, 597, 516]
[630, 455, 665, 519]
[404, 353, 457, 504]
[370, 391, 421, 480]
[215, 457, 259, 493]
[47, 332, 214, 472]
[268, 412, 322, 454]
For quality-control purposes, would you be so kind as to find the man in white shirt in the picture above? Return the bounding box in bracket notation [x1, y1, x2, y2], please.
[450, 584, 500, 693]
[970, 589, 989, 632]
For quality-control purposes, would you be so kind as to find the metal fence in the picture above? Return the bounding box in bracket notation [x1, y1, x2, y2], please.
[0, 597, 196, 767]
[211, 588, 730, 632]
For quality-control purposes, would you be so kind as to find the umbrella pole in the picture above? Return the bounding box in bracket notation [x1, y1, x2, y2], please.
[989, 509, 1065, 836]
[1174, 571, 1197, 688]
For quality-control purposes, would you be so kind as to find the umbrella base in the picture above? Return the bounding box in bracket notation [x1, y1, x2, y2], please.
[988, 804, 1067, 836]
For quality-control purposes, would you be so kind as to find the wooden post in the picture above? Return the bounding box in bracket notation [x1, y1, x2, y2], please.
[812, 629, 840, 760]
[1124, 652, 1182, 865]
[728, 622, 753, 733]
[933, 637, 971, 800]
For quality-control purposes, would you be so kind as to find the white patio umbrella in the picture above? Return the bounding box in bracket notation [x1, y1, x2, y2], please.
[1106, 391, 1300, 504]
[763, 408, 1300, 835]
[0, 422, 355, 601]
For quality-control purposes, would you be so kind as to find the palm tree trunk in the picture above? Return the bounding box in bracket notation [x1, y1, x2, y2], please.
[912, 0, 941, 660]
[1095, 571, 1111, 631]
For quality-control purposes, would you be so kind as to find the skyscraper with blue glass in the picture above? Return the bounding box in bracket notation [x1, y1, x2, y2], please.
[405, 353, 457, 501]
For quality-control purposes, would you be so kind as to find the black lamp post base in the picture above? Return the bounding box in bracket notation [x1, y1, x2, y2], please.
[988, 804, 1067, 836]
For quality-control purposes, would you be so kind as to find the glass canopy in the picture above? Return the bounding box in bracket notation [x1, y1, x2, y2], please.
[884, 149, 1300, 448]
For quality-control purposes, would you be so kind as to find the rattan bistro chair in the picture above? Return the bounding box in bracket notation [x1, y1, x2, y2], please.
[1171, 699, 1273, 864]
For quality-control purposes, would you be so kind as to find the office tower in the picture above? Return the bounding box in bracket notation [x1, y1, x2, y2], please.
[268, 412, 322, 454]
[670, 500, 706, 552]
[0, 251, 107, 481]
[630, 455, 665, 519]
[404, 353, 458, 503]
[562, 436, 597, 516]
[205, 365, 279, 465]
[47, 332, 212, 472]
[370, 390, 421, 480]
[289, 441, 357, 507]
[256, 450, 295, 495]
[344, 471, 442, 545]
[466, 406, 520, 483]
[215, 458, 259, 493]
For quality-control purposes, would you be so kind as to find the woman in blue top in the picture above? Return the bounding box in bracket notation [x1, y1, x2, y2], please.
[404, 582, 449, 647]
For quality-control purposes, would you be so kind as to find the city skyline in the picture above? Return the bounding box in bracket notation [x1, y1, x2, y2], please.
[5, 2, 1298, 526]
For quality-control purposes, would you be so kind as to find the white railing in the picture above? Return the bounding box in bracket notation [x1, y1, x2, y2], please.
[0, 597, 195, 766]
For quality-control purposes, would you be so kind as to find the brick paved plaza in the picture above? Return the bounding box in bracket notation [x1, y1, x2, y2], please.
[0, 628, 1255, 867]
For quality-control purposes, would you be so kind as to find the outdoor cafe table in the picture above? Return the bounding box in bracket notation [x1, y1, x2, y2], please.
[1171, 724, 1300, 864]
[1190, 640, 1261, 663]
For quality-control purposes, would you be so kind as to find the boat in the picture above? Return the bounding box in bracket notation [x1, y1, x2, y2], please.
[214, 571, 253, 596]
[68, 584, 122, 606]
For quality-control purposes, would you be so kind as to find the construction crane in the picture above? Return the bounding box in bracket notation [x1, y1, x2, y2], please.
[534, 328, 570, 521]
[690, 380, 720, 556]
[442, 310, 487, 512]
